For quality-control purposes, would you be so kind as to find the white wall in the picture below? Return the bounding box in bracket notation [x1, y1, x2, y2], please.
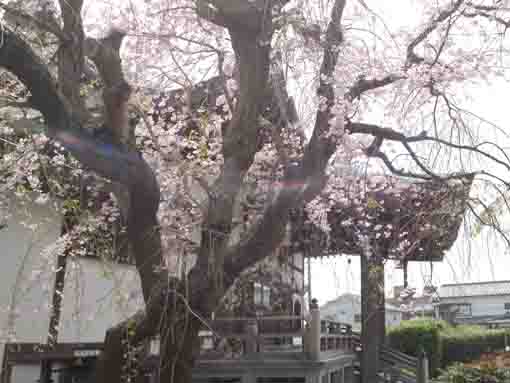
[58, 257, 143, 342]
[0, 198, 60, 360]
[321, 295, 403, 331]
[0, 197, 144, 381]
[441, 295, 510, 317]
[386, 310, 403, 328]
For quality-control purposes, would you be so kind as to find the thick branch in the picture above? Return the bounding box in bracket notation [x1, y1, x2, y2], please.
[0, 28, 162, 303]
[223, 0, 347, 284]
[347, 74, 403, 100]
[0, 28, 72, 136]
[189, 10, 272, 312]
[85, 30, 134, 147]
[57, 0, 87, 119]
[196, 0, 271, 32]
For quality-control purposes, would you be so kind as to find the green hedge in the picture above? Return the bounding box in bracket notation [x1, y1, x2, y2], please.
[388, 319, 510, 372]
[440, 326, 510, 367]
[388, 319, 445, 377]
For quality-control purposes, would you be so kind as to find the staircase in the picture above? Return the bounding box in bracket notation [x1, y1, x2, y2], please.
[350, 333, 429, 383]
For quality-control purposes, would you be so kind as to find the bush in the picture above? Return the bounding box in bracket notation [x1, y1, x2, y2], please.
[440, 326, 510, 367]
[434, 363, 510, 383]
[389, 320, 510, 372]
[388, 319, 445, 377]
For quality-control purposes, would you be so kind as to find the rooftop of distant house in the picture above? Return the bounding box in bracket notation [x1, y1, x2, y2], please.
[321, 293, 405, 312]
[439, 280, 510, 299]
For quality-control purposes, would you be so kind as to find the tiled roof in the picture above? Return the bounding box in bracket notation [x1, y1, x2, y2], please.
[439, 281, 510, 298]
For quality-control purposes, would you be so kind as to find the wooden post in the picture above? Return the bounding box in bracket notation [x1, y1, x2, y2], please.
[309, 298, 321, 361]
[245, 319, 259, 355]
[417, 350, 429, 383]
[361, 249, 385, 383]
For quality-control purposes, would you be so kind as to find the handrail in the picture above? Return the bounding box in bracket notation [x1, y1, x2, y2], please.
[213, 315, 307, 322]
[381, 348, 418, 369]
[349, 332, 425, 382]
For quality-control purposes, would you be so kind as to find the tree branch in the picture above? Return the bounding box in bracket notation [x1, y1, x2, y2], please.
[406, 0, 465, 65]
[186, 1, 273, 313]
[223, 0, 347, 285]
[348, 121, 510, 176]
[0, 27, 164, 303]
[347, 74, 403, 100]
[195, 0, 272, 33]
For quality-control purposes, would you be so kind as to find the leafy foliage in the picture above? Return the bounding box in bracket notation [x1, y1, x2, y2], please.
[441, 326, 510, 367]
[434, 363, 510, 383]
[389, 319, 510, 375]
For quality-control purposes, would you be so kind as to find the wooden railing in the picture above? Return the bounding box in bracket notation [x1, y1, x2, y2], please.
[197, 315, 307, 359]
[197, 308, 354, 360]
[319, 319, 353, 353]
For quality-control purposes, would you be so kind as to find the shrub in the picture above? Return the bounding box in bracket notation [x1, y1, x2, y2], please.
[433, 363, 510, 383]
[389, 320, 510, 371]
[440, 326, 510, 367]
[388, 319, 445, 377]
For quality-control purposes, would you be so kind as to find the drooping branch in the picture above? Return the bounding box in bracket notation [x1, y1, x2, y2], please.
[348, 121, 510, 175]
[406, 0, 465, 65]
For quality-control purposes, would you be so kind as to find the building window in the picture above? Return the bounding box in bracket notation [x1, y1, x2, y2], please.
[454, 303, 472, 316]
[263, 286, 271, 307]
[354, 314, 362, 323]
[254, 282, 271, 307]
[254, 283, 262, 305]
[505, 303, 510, 311]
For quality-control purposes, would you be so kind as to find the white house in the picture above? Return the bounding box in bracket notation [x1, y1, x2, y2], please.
[435, 280, 510, 327]
[320, 293, 404, 332]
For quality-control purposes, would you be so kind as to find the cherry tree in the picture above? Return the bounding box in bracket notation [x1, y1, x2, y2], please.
[2, 0, 510, 382]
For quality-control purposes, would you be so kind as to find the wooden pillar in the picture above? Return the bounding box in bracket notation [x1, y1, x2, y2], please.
[378, 258, 386, 347]
[245, 319, 259, 354]
[361, 252, 385, 383]
[309, 299, 321, 361]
